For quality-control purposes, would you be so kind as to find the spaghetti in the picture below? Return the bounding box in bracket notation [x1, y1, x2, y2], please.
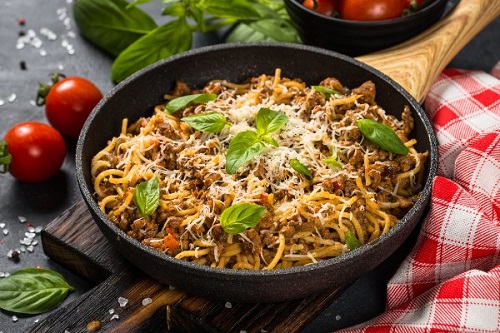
[91, 69, 428, 270]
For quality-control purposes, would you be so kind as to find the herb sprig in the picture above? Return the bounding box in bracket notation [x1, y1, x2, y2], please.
[74, 0, 300, 82]
[226, 107, 288, 174]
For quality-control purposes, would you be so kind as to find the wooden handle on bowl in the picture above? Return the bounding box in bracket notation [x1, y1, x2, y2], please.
[357, 0, 500, 103]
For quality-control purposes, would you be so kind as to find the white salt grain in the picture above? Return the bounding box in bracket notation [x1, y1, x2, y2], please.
[26, 232, 36, 239]
[12, 315, 18, 322]
[117, 297, 128, 307]
[0, 100, 4, 106]
[8, 94, 17, 103]
[3, 229, 9, 235]
[18, 216, 27, 223]
[225, 302, 232, 309]
[0, 223, 5, 228]
[108, 309, 114, 314]
[142, 298, 152, 306]
[335, 314, 341, 321]
[110, 314, 119, 321]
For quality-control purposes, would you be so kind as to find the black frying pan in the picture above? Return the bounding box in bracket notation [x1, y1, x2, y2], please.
[76, 0, 499, 303]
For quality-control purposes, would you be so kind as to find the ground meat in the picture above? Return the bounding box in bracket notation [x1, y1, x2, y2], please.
[319, 77, 347, 95]
[169, 80, 191, 97]
[352, 81, 376, 105]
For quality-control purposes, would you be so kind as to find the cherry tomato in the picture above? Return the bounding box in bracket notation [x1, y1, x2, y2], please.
[339, 0, 403, 21]
[302, 0, 338, 16]
[0, 122, 66, 183]
[37, 73, 103, 138]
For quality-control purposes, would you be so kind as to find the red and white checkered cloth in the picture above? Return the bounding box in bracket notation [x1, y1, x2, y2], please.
[338, 61, 500, 333]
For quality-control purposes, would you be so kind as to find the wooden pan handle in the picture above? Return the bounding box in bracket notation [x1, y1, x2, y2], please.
[357, 0, 500, 103]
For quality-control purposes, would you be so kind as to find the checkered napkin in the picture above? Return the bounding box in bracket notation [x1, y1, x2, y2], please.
[338, 61, 500, 333]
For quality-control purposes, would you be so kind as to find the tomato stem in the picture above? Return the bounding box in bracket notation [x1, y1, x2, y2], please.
[35, 72, 66, 106]
[0, 140, 12, 174]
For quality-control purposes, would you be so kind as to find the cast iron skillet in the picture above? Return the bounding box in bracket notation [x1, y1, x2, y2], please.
[76, 0, 498, 303]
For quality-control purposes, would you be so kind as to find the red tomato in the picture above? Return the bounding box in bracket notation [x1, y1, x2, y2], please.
[0, 122, 66, 183]
[39, 74, 103, 138]
[339, 0, 403, 21]
[302, 0, 338, 16]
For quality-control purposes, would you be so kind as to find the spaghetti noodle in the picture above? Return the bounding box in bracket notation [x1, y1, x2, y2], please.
[91, 69, 428, 270]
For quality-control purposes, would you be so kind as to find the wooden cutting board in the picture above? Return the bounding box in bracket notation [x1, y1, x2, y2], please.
[35, 200, 347, 333]
[33, 1, 499, 332]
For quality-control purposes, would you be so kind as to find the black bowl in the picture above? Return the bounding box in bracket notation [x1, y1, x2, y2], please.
[284, 0, 450, 56]
[76, 43, 438, 303]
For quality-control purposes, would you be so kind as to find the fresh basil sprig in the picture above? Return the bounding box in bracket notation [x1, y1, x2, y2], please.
[220, 202, 266, 234]
[290, 158, 313, 180]
[74, 0, 300, 82]
[357, 119, 409, 155]
[166, 93, 217, 115]
[345, 231, 362, 250]
[181, 112, 227, 133]
[133, 175, 160, 217]
[226, 108, 288, 174]
[0, 268, 74, 314]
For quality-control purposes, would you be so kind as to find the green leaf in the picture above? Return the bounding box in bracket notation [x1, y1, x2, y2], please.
[133, 175, 160, 217]
[220, 203, 266, 234]
[357, 119, 409, 155]
[255, 108, 289, 137]
[312, 85, 340, 98]
[181, 112, 227, 133]
[166, 93, 217, 114]
[241, 18, 300, 43]
[73, 0, 158, 57]
[226, 131, 266, 175]
[290, 158, 313, 180]
[345, 231, 362, 250]
[111, 18, 193, 83]
[323, 157, 343, 169]
[261, 135, 279, 147]
[197, 0, 262, 20]
[0, 268, 74, 314]
[162, 2, 187, 17]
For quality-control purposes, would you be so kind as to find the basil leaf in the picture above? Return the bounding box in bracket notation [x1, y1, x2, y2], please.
[312, 85, 340, 98]
[181, 112, 227, 133]
[0, 268, 74, 314]
[220, 203, 266, 234]
[166, 93, 217, 115]
[255, 108, 289, 137]
[357, 119, 409, 155]
[290, 158, 313, 180]
[241, 18, 300, 43]
[73, 0, 157, 57]
[345, 231, 362, 250]
[197, 0, 262, 20]
[162, 2, 187, 17]
[261, 135, 279, 147]
[111, 18, 192, 82]
[226, 131, 266, 175]
[323, 157, 343, 169]
[133, 175, 160, 217]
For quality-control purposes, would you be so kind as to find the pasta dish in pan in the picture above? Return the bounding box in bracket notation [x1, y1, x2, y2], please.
[91, 69, 428, 270]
